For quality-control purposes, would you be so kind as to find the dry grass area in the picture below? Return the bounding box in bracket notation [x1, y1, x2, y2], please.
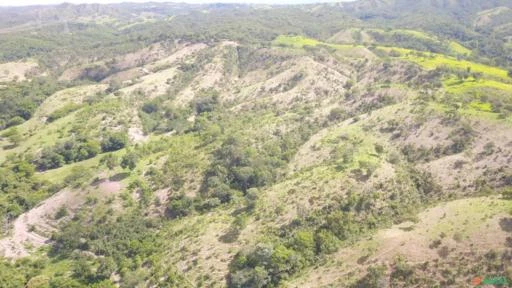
[0, 189, 86, 258]
[0, 60, 40, 82]
[290, 196, 512, 287]
[146, 43, 208, 71]
[0, 175, 125, 259]
[0, 32, 510, 288]
[420, 120, 512, 194]
[475, 6, 511, 27]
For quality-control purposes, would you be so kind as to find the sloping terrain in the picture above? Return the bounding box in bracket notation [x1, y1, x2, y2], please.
[0, 1, 512, 288]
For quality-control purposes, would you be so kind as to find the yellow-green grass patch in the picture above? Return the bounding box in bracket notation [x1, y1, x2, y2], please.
[35, 154, 103, 184]
[468, 101, 493, 112]
[274, 35, 508, 81]
[273, 35, 361, 52]
[273, 35, 323, 48]
[444, 77, 512, 94]
[400, 52, 509, 80]
[448, 41, 472, 55]
[392, 29, 437, 42]
[0, 110, 80, 163]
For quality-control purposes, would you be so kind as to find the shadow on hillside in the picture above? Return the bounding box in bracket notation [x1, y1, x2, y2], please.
[219, 228, 240, 243]
[499, 218, 512, 232]
[2, 144, 16, 150]
[109, 172, 130, 182]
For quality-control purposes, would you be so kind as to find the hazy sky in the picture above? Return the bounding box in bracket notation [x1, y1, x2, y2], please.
[0, 0, 349, 5]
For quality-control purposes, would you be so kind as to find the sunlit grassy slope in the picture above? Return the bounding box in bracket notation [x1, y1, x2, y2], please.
[274, 35, 509, 80]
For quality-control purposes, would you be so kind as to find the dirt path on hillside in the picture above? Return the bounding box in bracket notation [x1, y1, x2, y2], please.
[0, 189, 86, 258]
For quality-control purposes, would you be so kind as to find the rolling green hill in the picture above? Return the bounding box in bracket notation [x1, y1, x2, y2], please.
[0, 1, 512, 288]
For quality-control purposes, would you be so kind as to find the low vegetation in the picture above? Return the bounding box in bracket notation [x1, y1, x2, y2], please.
[0, 1, 511, 288]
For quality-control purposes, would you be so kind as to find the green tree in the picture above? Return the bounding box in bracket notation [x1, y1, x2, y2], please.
[101, 132, 128, 152]
[121, 151, 139, 170]
[72, 257, 94, 283]
[12, 160, 35, 177]
[166, 195, 193, 219]
[192, 88, 219, 114]
[100, 153, 119, 170]
[0, 262, 26, 288]
[6, 116, 25, 127]
[3, 127, 22, 146]
[315, 229, 339, 254]
[353, 265, 387, 288]
[501, 187, 512, 200]
[65, 166, 93, 188]
[37, 148, 65, 170]
[96, 257, 117, 281]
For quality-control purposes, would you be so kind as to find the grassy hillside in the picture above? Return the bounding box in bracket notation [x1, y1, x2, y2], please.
[0, 1, 512, 288]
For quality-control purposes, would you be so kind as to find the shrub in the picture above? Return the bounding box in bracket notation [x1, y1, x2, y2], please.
[120, 151, 139, 170]
[328, 107, 347, 122]
[100, 153, 119, 170]
[352, 265, 387, 288]
[314, 229, 339, 254]
[47, 104, 82, 122]
[445, 123, 474, 155]
[192, 89, 219, 114]
[36, 138, 100, 170]
[6, 116, 25, 127]
[3, 127, 22, 146]
[141, 101, 159, 114]
[290, 230, 315, 261]
[101, 132, 128, 152]
[483, 142, 495, 156]
[437, 246, 450, 258]
[0, 261, 26, 288]
[502, 187, 512, 200]
[390, 258, 414, 283]
[166, 195, 194, 219]
[65, 166, 93, 188]
[37, 148, 65, 170]
[374, 143, 384, 154]
[230, 243, 304, 287]
[229, 266, 270, 288]
[55, 206, 68, 219]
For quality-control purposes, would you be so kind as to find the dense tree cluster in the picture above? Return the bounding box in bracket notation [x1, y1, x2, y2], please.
[0, 160, 56, 221]
[228, 167, 441, 287]
[0, 78, 62, 129]
[35, 132, 128, 171]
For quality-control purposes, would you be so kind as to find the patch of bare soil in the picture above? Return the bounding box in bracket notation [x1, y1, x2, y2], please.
[119, 66, 177, 99]
[99, 180, 123, 194]
[0, 189, 86, 258]
[245, 57, 349, 109]
[59, 42, 171, 82]
[128, 126, 148, 143]
[0, 61, 39, 82]
[403, 118, 453, 148]
[0, 176, 124, 259]
[421, 120, 512, 194]
[58, 66, 83, 82]
[174, 49, 227, 106]
[146, 43, 208, 71]
[291, 197, 511, 287]
[113, 42, 169, 71]
[101, 67, 145, 84]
